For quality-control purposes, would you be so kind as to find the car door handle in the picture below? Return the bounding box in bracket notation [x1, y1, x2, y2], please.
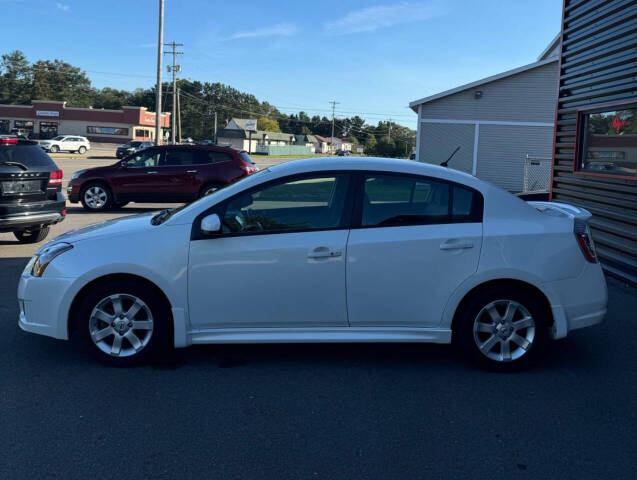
[147, 171, 158, 174]
[186, 170, 197, 173]
[440, 239, 474, 250]
[308, 247, 342, 259]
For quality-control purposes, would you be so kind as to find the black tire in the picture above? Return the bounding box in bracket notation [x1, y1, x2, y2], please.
[49, 145, 59, 153]
[13, 226, 50, 244]
[199, 183, 223, 198]
[75, 278, 172, 366]
[80, 182, 112, 211]
[455, 285, 549, 372]
[78, 146, 87, 154]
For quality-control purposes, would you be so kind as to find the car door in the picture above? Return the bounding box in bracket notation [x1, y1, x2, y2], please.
[188, 172, 353, 329]
[346, 172, 483, 328]
[154, 148, 201, 201]
[61, 137, 76, 152]
[110, 148, 163, 201]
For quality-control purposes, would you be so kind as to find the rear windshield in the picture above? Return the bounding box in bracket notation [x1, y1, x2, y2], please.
[0, 145, 56, 168]
[240, 152, 254, 164]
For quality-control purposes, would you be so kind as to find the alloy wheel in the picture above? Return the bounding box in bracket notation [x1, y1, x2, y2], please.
[84, 186, 108, 209]
[89, 294, 154, 357]
[473, 299, 535, 363]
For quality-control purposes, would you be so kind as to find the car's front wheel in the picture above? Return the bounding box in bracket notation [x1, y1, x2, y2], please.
[49, 145, 59, 153]
[13, 226, 50, 244]
[76, 278, 171, 366]
[456, 286, 549, 371]
[80, 183, 111, 211]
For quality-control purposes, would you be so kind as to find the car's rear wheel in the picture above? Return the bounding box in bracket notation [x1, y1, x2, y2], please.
[455, 286, 548, 371]
[13, 226, 50, 244]
[78, 146, 87, 154]
[76, 279, 171, 366]
[49, 145, 59, 153]
[81, 183, 111, 211]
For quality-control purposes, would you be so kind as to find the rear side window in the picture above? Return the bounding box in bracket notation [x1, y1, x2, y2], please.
[361, 174, 482, 227]
[198, 151, 233, 164]
[0, 145, 55, 168]
[164, 149, 198, 166]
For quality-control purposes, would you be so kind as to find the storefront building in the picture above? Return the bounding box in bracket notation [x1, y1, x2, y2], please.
[551, 0, 637, 285]
[0, 100, 170, 143]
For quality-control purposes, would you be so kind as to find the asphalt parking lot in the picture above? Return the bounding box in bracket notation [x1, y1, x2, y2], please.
[1, 157, 637, 479]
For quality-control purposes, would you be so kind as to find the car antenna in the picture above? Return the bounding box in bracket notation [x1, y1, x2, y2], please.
[440, 146, 460, 167]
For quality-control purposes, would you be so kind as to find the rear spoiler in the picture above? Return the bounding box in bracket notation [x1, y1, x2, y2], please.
[527, 201, 592, 221]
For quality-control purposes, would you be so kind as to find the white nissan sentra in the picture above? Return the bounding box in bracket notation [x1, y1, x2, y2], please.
[18, 157, 607, 370]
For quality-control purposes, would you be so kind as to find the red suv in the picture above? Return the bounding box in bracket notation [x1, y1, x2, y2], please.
[67, 145, 258, 211]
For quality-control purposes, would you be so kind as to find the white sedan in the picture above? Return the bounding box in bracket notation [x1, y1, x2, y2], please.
[18, 157, 607, 370]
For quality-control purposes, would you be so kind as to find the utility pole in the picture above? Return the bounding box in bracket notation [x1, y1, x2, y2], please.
[213, 111, 218, 144]
[164, 41, 183, 144]
[176, 88, 181, 143]
[154, 0, 164, 145]
[388, 118, 392, 141]
[329, 100, 339, 153]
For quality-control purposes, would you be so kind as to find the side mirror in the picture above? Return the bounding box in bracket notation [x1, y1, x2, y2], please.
[201, 213, 221, 235]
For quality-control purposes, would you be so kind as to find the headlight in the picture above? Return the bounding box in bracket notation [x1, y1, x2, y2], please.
[71, 169, 86, 180]
[31, 243, 73, 277]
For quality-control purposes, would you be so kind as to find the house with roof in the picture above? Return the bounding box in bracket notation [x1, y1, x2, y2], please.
[217, 118, 297, 152]
[409, 35, 560, 192]
[313, 135, 332, 154]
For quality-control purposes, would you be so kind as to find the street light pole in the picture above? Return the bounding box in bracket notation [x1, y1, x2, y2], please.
[154, 0, 164, 145]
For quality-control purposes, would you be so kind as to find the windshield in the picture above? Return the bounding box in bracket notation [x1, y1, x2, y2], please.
[129, 141, 142, 147]
[240, 152, 255, 164]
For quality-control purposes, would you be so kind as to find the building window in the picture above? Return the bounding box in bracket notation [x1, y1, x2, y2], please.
[39, 121, 58, 139]
[576, 105, 637, 178]
[87, 126, 129, 136]
[135, 128, 151, 139]
[0, 119, 9, 133]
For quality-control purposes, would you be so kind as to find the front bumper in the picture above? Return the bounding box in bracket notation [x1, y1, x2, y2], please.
[18, 267, 74, 340]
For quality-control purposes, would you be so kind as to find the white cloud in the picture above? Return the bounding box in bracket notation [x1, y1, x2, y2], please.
[324, 2, 444, 34]
[56, 2, 69, 11]
[229, 23, 298, 40]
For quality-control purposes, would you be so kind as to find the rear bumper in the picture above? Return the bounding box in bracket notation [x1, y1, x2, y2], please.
[0, 194, 66, 232]
[543, 262, 607, 339]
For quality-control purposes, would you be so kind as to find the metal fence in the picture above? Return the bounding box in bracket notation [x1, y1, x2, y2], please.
[523, 155, 552, 193]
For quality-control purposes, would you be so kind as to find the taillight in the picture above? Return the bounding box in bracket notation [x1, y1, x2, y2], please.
[1, 138, 18, 145]
[48, 169, 63, 186]
[574, 220, 598, 263]
[240, 164, 257, 175]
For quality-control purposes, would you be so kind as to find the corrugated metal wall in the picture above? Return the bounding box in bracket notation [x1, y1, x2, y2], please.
[552, 0, 637, 284]
[419, 123, 475, 174]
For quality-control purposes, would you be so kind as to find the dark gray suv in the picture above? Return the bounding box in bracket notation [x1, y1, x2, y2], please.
[116, 141, 154, 159]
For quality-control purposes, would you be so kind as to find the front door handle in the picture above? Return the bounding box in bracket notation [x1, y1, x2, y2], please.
[186, 169, 197, 173]
[147, 171, 158, 174]
[440, 239, 474, 250]
[308, 247, 342, 259]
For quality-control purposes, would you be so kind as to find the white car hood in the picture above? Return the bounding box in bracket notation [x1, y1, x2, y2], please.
[48, 212, 158, 246]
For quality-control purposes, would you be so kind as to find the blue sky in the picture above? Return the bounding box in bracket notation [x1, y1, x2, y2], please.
[3, 0, 562, 127]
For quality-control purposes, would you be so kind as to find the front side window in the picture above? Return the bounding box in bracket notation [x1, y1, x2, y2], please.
[577, 105, 637, 178]
[126, 149, 161, 167]
[362, 174, 481, 227]
[222, 174, 350, 234]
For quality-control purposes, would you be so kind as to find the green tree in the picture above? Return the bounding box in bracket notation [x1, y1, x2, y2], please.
[0, 50, 33, 104]
[257, 117, 280, 132]
[365, 134, 377, 154]
[32, 59, 93, 106]
[375, 136, 396, 157]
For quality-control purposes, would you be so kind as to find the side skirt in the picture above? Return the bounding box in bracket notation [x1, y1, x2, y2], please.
[186, 327, 452, 346]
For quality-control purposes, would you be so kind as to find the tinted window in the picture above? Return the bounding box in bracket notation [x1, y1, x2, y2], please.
[197, 151, 232, 164]
[361, 174, 482, 226]
[222, 174, 349, 234]
[0, 145, 55, 168]
[239, 152, 255, 164]
[126, 149, 161, 167]
[164, 149, 198, 166]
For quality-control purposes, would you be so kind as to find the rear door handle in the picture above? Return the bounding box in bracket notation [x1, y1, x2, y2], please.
[147, 171, 158, 174]
[440, 239, 474, 250]
[308, 247, 342, 259]
[186, 170, 197, 173]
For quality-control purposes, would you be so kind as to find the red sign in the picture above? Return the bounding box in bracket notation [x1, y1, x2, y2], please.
[612, 116, 631, 133]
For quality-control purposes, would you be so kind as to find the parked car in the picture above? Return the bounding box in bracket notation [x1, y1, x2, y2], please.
[0, 136, 66, 243]
[40, 135, 91, 154]
[336, 150, 351, 156]
[67, 145, 259, 211]
[116, 141, 154, 159]
[409, 153, 416, 160]
[19, 157, 606, 369]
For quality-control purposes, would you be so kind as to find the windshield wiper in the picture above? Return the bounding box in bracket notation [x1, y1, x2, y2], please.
[0, 161, 28, 171]
[151, 208, 173, 225]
